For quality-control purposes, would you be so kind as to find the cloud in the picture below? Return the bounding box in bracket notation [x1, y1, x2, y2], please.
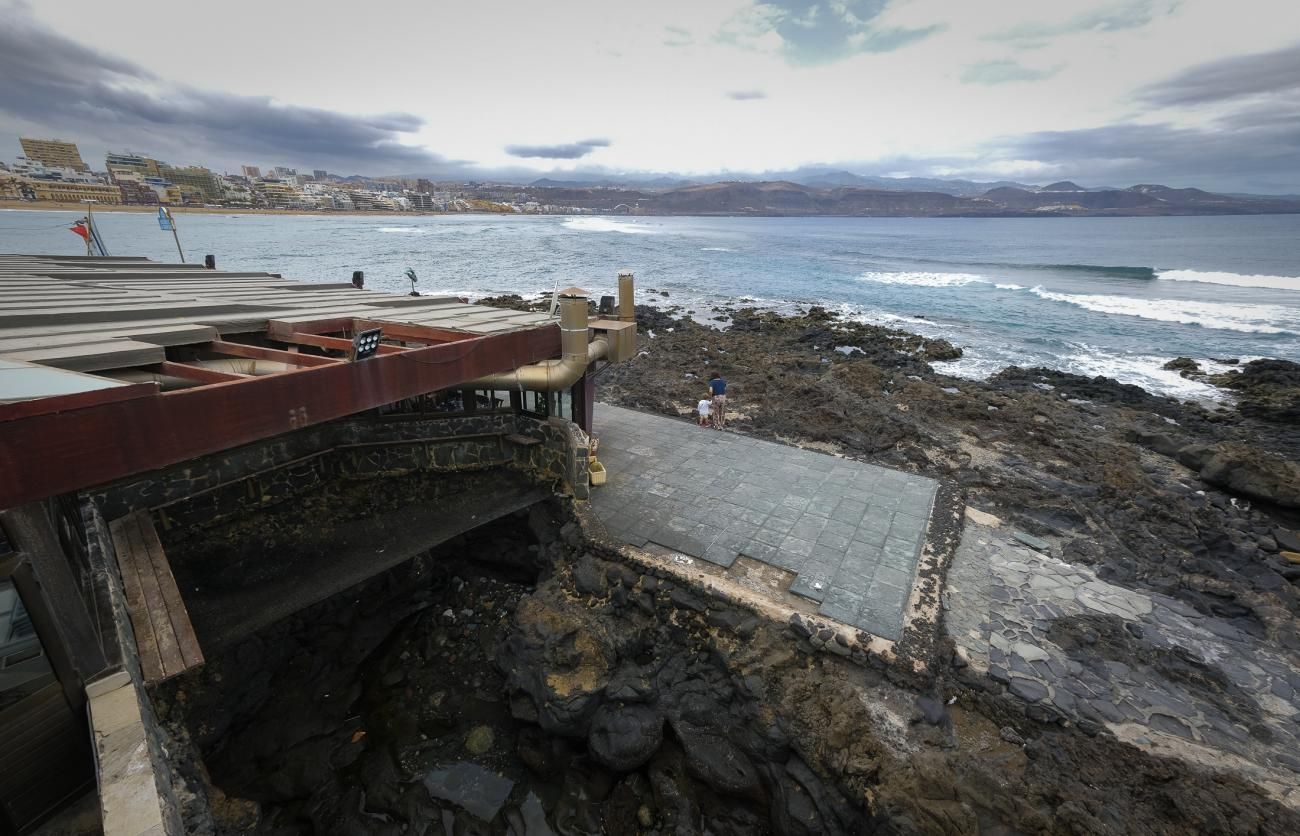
[1137, 41, 1300, 107]
[0, 2, 455, 175]
[723, 0, 944, 65]
[990, 0, 1167, 42]
[961, 60, 1061, 85]
[504, 138, 611, 160]
[726, 89, 768, 100]
[980, 109, 1300, 192]
[663, 25, 694, 47]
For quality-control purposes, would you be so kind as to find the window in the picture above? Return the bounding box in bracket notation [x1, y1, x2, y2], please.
[0, 579, 55, 711]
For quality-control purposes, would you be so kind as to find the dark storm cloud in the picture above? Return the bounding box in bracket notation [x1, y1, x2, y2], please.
[961, 60, 1060, 85]
[726, 90, 768, 100]
[504, 139, 611, 160]
[0, 3, 455, 174]
[1137, 42, 1300, 107]
[728, 1, 944, 65]
[990, 0, 1168, 42]
[987, 108, 1300, 192]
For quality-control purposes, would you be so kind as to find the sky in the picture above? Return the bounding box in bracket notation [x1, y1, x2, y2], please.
[1, 0, 1298, 192]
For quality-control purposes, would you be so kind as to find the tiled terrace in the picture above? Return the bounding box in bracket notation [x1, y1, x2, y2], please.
[589, 404, 938, 639]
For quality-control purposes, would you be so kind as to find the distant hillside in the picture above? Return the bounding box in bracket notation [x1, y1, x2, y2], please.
[518, 180, 1300, 217]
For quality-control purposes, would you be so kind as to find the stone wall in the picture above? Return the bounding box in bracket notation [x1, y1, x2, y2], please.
[71, 408, 593, 836]
[89, 411, 591, 528]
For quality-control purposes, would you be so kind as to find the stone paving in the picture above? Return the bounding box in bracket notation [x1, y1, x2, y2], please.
[947, 511, 1300, 807]
[589, 404, 938, 640]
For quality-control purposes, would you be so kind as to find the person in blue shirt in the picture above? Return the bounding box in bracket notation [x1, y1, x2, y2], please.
[708, 373, 727, 429]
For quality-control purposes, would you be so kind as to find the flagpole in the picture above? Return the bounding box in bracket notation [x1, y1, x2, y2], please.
[166, 208, 185, 262]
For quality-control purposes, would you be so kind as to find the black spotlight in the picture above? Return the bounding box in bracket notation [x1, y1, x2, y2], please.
[351, 328, 383, 361]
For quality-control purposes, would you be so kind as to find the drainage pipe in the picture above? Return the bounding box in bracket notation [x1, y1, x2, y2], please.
[464, 290, 607, 392]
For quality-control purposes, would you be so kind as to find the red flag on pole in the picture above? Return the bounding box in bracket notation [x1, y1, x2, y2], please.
[70, 220, 90, 241]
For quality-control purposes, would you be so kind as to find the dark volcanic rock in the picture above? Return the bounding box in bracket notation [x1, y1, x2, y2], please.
[1214, 359, 1300, 424]
[588, 704, 664, 771]
[1197, 442, 1300, 509]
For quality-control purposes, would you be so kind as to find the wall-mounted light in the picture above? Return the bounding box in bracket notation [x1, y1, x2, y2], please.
[351, 328, 383, 361]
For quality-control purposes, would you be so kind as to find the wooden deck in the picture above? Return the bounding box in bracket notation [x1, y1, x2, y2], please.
[108, 512, 204, 684]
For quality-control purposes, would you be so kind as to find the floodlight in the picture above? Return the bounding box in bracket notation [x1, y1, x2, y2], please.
[351, 328, 383, 361]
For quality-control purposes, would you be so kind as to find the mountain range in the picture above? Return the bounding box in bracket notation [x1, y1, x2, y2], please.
[513, 179, 1300, 217]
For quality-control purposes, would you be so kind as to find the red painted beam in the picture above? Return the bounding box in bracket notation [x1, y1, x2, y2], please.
[351, 319, 475, 345]
[0, 381, 159, 423]
[154, 361, 253, 384]
[280, 332, 405, 355]
[0, 324, 562, 509]
[206, 340, 340, 367]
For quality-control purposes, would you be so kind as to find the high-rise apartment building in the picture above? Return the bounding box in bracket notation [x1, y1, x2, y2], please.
[105, 152, 161, 179]
[241, 165, 261, 178]
[158, 164, 224, 202]
[313, 169, 328, 180]
[20, 137, 89, 171]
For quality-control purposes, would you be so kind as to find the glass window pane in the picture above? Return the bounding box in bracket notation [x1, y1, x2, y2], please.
[0, 580, 56, 710]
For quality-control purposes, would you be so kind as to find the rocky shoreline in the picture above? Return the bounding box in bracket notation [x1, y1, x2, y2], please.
[147, 298, 1300, 834]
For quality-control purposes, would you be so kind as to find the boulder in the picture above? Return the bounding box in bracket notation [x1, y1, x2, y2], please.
[588, 704, 664, 771]
[674, 721, 760, 797]
[1196, 443, 1300, 509]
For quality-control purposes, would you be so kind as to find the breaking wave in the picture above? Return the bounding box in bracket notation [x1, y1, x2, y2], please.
[1156, 269, 1300, 292]
[1029, 286, 1295, 334]
[858, 271, 987, 288]
[562, 217, 658, 235]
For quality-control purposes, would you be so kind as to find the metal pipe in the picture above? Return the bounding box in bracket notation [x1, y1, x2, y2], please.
[106, 358, 296, 391]
[464, 291, 607, 391]
[189, 358, 295, 376]
[618, 271, 635, 322]
[108, 371, 200, 390]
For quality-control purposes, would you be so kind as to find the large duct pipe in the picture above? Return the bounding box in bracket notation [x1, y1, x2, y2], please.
[618, 271, 635, 323]
[107, 358, 297, 391]
[465, 290, 607, 392]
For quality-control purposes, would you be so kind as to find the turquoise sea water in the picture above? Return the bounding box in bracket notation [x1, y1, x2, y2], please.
[2, 209, 1297, 400]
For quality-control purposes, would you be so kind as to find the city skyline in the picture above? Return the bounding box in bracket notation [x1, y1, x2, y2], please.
[1, 0, 1298, 192]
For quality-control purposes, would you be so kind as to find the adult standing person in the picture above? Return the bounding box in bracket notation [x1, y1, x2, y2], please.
[709, 372, 727, 429]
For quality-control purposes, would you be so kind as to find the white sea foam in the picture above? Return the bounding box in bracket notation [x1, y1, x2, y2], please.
[1064, 347, 1230, 402]
[700, 246, 733, 251]
[1029, 286, 1296, 334]
[1157, 269, 1300, 292]
[377, 226, 421, 233]
[562, 217, 658, 235]
[858, 271, 987, 288]
[995, 283, 1025, 290]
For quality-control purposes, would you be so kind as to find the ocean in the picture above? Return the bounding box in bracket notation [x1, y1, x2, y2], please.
[3, 209, 1297, 401]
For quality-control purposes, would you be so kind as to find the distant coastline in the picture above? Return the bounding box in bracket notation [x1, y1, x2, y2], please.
[0, 200, 451, 218]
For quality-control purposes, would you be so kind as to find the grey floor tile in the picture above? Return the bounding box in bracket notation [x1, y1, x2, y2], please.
[779, 535, 815, 558]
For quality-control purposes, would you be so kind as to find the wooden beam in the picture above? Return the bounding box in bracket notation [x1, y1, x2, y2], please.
[206, 339, 340, 367]
[352, 319, 475, 345]
[279, 332, 405, 355]
[266, 316, 355, 339]
[0, 324, 562, 509]
[155, 361, 253, 384]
